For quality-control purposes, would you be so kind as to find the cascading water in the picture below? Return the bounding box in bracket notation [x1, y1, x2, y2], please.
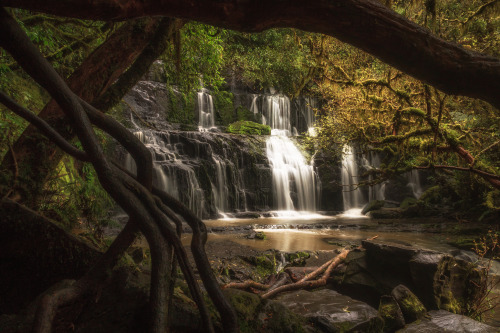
[256, 94, 320, 214]
[197, 88, 215, 131]
[341, 145, 426, 216]
[301, 97, 317, 136]
[407, 170, 423, 199]
[341, 145, 365, 215]
[361, 152, 386, 202]
[124, 130, 206, 218]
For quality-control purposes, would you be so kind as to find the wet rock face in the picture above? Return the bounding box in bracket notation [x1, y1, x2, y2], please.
[122, 80, 174, 129]
[332, 240, 487, 316]
[398, 310, 498, 333]
[277, 289, 384, 333]
[118, 128, 273, 219]
[314, 152, 344, 212]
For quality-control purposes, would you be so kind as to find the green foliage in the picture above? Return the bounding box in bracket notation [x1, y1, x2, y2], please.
[161, 22, 226, 93]
[224, 29, 317, 95]
[40, 157, 114, 238]
[213, 90, 234, 125]
[165, 86, 195, 124]
[485, 190, 500, 210]
[227, 121, 271, 135]
[311, 0, 500, 217]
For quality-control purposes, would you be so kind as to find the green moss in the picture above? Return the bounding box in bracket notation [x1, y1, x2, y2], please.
[255, 231, 266, 240]
[223, 289, 262, 333]
[399, 294, 427, 321]
[262, 301, 307, 333]
[400, 197, 418, 209]
[227, 120, 271, 135]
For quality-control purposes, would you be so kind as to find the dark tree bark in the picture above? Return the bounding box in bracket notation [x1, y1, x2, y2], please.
[0, 17, 171, 206]
[1, 0, 499, 109]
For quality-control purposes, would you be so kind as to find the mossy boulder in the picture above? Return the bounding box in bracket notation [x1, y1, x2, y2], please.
[223, 288, 308, 333]
[362, 200, 386, 215]
[258, 301, 308, 333]
[223, 288, 262, 332]
[369, 208, 404, 219]
[255, 231, 267, 240]
[391, 285, 427, 323]
[378, 295, 405, 332]
[284, 251, 310, 266]
[227, 121, 271, 135]
[400, 197, 418, 210]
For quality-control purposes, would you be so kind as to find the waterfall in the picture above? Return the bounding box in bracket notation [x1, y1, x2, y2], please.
[198, 89, 215, 131]
[262, 95, 292, 133]
[302, 97, 317, 136]
[361, 151, 386, 202]
[341, 145, 365, 214]
[407, 170, 423, 199]
[124, 130, 206, 217]
[251, 94, 320, 213]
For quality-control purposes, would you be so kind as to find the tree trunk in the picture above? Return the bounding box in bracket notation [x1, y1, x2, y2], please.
[0, 18, 161, 206]
[3, 0, 500, 109]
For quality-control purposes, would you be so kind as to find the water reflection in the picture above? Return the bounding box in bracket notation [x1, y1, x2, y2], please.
[182, 227, 454, 253]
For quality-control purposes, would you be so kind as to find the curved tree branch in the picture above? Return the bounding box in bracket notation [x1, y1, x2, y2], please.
[2, 0, 499, 108]
[0, 91, 90, 161]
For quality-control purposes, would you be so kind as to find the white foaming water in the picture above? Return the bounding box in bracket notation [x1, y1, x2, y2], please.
[124, 130, 205, 218]
[266, 131, 319, 211]
[256, 94, 320, 215]
[341, 145, 365, 211]
[407, 170, 423, 199]
[337, 208, 368, 218]
[197, 89, 215, 131]
[361, 151, 386, 202]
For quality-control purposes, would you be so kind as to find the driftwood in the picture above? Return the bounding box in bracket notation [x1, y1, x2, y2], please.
[223, 236, 378, 300]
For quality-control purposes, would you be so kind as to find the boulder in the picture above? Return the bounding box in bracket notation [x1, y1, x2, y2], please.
[362, 200, 386, 215]
[277, 289, 384, 332]
[330, 240, 488, 324]
[391, 285, 427, 323]
[378, 295, 405, 332]
[358, 240, 486, 314]
[223, 288, 308, 333]
[369, 208, 404, 219]
[397, 310, 498, 333]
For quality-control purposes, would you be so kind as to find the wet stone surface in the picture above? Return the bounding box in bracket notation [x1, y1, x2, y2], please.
[277, 289, 383, 332]
[398, 310, 498, 333]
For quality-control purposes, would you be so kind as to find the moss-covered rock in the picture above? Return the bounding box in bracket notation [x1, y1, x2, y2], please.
[258, 301, 308, 333]
[400, 197, 418, 210]
[378, 295, 405, 332]
[227, 120, 271, 135]
[255, 231, 267, 240]
[391, 285, 427, 323]
[369, 208, 404, 219]
[362, 200, 386, 215]
[223, 288, 308, 333]
[285, 251, 310, 266]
